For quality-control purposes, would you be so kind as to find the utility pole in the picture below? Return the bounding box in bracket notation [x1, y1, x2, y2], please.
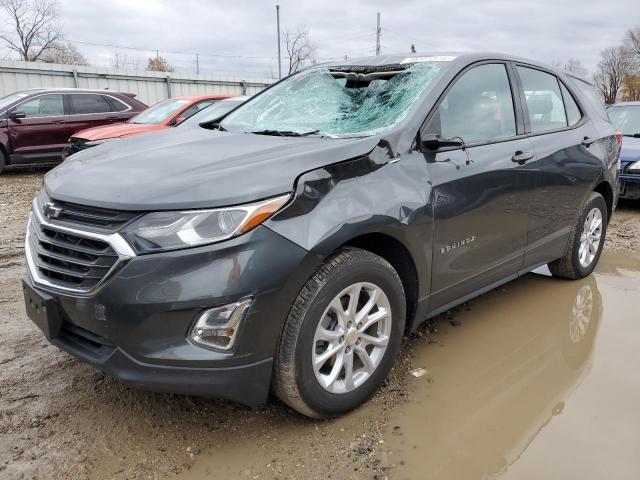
[375, 12, 381, 56]
[276, 4, 282, 78]
[195, 53, 200, 74]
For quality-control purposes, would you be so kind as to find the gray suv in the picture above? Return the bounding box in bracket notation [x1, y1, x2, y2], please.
[23, 52, 619, 418]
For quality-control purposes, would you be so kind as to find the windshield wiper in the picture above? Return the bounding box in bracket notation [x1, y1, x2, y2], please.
[251, 129, 319, 137]
[203, 122, 226, 131]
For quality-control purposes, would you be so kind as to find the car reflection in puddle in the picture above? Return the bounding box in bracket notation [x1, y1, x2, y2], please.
[385, 250, 640, 480]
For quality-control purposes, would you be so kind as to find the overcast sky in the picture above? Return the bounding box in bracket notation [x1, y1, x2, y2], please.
[8, 0, 640, 77]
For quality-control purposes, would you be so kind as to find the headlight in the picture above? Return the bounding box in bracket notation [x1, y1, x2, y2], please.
[85, 138, 114, 147]
[121, 194, 290, 253]
[629, 161, 640, 171]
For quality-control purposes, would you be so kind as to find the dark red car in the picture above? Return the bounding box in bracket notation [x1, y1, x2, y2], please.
[0, 88, 147, 173]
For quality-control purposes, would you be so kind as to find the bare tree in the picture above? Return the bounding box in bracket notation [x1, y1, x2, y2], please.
[0, 0, 61, 61]
[551, 58, 588, 77]
[285, 26, 315, 75]
[146, 55, 173, 72]
[593, 46, 631, 104]
[40, 41, 87, 65]
[112, 52, 140, 70]
[623, 26, 640, 62]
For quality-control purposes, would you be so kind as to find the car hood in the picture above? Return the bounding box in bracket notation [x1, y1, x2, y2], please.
[46, 127, 380, 210]
[620, 136, 640, 163]
[72, 123, 168, 141]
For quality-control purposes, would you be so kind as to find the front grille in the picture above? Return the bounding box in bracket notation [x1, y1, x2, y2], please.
[37, 192, 138, 231]
[28, 212, 119, 291]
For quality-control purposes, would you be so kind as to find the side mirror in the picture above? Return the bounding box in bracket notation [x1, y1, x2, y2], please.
[9, 110, 26, 120]
[420, 133, 464, 151]
[173, 117, 185, 125]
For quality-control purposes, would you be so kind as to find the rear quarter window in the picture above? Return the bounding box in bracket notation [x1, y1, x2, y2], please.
[567, 76, 609, 122]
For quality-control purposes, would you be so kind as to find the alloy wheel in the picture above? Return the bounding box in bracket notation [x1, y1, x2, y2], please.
[578, 207, 602, 268]
[312, 282, 392, 394]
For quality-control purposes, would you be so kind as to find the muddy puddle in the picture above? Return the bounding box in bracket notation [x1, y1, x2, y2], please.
[384, 250, 640, 480]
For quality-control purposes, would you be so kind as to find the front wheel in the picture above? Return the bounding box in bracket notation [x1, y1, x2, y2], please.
[549, 192, 607, 279]
[272, 248, 405, 418]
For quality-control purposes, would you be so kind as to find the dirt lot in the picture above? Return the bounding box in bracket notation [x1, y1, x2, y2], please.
[1, 169, 639, 480]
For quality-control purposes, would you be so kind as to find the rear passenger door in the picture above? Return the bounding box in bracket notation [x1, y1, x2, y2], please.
[64, 94, 125, 135]
[513, 66, 607, 268]
[423, 62, 536, 311]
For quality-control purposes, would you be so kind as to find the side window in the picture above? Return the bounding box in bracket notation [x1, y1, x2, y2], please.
[180, 100, 216, 119]
[569, 76, 609, 121]
[18, 95, 64, 117]
[426, 64, 516, 143]
[517, 67, 567, 133]
[69, 94, 111, 115]
[103, 95, 129, 112]
[560, 83, 581, 126]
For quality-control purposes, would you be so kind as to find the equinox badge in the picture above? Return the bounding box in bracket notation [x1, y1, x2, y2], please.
[440, 236, 476, 254]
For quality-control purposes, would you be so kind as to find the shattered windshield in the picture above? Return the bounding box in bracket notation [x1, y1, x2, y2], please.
[220, 62, 441, 137]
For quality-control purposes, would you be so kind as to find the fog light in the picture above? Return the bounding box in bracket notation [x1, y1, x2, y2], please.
[189, 298, 252, 350]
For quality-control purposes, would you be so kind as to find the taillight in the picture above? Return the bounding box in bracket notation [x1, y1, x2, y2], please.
[615, 131, 623, 147]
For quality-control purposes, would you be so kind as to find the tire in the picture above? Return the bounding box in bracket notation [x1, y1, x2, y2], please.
[549, 192, 607, 280]
[0, 149, 5, 175]
[273, 248, 406, 418]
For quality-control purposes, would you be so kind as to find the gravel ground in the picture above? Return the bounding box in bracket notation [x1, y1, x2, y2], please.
[1, 169, 638, 479]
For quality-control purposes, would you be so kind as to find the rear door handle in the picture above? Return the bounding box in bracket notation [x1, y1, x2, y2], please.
[511, 151, 534, 164]
[582, 136, 597, 147]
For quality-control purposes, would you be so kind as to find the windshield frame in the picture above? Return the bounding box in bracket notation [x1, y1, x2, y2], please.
[607, 104, 640, 136]
[220, 62, 445, 139]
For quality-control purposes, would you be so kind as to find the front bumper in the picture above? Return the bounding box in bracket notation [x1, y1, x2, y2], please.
[61, 139, 92, 160]
[619, 173, 640, 199]
[23, 224, 320, 407]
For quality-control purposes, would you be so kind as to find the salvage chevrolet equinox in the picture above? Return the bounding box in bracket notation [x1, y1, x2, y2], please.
[23, 52, 620, 418]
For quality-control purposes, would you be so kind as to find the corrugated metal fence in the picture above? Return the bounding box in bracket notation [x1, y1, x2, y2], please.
[0, 60, 274, 106]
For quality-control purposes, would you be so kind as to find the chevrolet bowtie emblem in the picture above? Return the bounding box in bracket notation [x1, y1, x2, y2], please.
[43, 202, 63, 219]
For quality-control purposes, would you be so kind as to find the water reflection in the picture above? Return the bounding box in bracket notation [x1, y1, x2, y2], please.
[386, 272, 602, 480]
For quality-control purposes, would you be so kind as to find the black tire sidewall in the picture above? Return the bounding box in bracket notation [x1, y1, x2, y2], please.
[295, 257, 405, 417]
[571, 194, 607, 277]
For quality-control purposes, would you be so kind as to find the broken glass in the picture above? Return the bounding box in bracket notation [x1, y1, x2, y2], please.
[221, 62, 442, 137]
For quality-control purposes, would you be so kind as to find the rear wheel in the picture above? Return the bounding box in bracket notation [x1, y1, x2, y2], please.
[549, 192, 607, 279]
[0, 150, 5, 175]
[273, 248, 405, 418]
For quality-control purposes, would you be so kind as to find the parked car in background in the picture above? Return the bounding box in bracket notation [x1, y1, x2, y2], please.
[24, 52, 619, 418]
[63, 95, 231, 158]
[0, 88, 146, 173]
[178, 96, 249, 128]
[608, 101, 640, 200]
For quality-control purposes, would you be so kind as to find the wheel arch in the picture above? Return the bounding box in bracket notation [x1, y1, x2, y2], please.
[338, 232, 420, 334]
[593, 180, 613, 224]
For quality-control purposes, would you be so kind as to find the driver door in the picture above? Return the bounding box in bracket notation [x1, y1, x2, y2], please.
[8, 93, 68, 162]
[423, 62, 536, 311]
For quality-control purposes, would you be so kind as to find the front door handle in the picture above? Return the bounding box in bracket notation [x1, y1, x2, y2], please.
[511, 151, 534, 164]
